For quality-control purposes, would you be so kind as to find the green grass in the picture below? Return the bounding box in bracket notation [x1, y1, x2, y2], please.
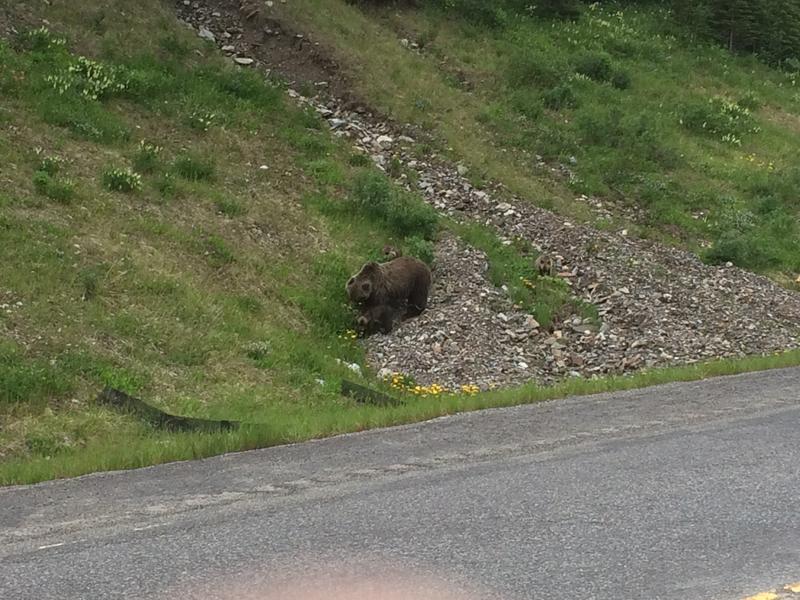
[2, 0, 568, 483]
[32, 170, 75, 202]
[0, 2, 384, 479]
[4, 348, 800, 485]
[281, 1, 800, 275]
[173, 153, 215, 181]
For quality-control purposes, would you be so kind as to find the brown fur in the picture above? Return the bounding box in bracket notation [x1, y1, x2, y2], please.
[382, 244, 402, 260]
[346, 256, 431, 319]
[535, 253, 555, 277]
[356, 301, 407, 335]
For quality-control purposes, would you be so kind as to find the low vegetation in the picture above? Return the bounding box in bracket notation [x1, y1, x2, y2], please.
[285, 0, 800, 275]
[0, 0, 586, 484]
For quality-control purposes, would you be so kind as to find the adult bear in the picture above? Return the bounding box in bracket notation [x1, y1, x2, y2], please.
[346, 256, 431, 326]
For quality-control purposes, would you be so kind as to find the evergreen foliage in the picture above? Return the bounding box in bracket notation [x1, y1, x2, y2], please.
[670, 0, 800, 64]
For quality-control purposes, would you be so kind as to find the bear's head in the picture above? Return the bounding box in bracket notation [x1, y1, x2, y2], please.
[346, 261, 381, 304]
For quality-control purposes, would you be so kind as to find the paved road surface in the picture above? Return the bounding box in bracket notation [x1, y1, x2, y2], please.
[2, 368, 800, 599]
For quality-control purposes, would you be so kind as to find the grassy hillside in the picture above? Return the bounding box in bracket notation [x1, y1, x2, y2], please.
[0, 0, 590, 483]
[0, 0, 430, 482]
[3, 0, 800, 485]
[281, 1, 800, 277]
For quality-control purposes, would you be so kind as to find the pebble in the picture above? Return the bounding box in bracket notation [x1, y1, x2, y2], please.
[198, 27, 215, 42]
[376, 135, 394, 148]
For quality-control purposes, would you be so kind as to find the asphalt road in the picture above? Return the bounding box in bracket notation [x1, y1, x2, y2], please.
[2, 368, 800, 600]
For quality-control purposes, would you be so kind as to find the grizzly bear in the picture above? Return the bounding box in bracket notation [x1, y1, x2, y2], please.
[381, 244, 402, 260]
[355, 300, 407, 335]
[346, 256, 431, 332]
[534, 253, 555, 277]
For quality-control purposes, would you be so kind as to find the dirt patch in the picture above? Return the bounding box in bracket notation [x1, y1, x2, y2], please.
[762, 107, 800, 136]
[174, 0, 376, 112]
[0, 3, 40, 39]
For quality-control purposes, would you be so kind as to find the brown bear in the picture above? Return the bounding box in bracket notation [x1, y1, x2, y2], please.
[355, 300, 407, 335]
[346, 256, 431, 331]
[381, 244, 402, 260]
[534, 253, 556, 277]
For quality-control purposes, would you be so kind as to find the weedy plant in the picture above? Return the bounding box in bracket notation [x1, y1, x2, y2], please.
[31, 149, 74, 202]
[46, 56, 129, 101]
[173, 153, 215, 181]
[186, 109, 217, 132]
[102, 167, 142, 192]
[32, 170, 75, 203]
[132, 140, 163, 174]
[679, 96, 760, 146]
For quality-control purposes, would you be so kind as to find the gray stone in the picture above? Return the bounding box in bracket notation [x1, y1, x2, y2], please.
[198, 27, 215, 42]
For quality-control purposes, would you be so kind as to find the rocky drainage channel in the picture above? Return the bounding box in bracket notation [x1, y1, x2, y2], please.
[177, 1, 800, 389]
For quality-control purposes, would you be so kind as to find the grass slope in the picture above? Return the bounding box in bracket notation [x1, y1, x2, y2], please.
[281, 1, 800, 277]
[0, 0, 584, 484]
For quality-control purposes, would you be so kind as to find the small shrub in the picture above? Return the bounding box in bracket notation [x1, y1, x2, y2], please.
[508, 48, 564, 88]
[244, 341, 271, 361]
[35, 152, 63, 175]
[202, 234, 235, 267]
[737, 91, 762, 111]
[18, 26, 67, 52]
[39, 94, 130, 143]
[704, 231, 767, 269]
[308, 159, 345, 185]
[33, 171, 75, 203]
[234, 295, 263, 314]
[213, 68, 281, 107]
[543, 84, 578, 110]
[159, 33, 190, 58]
[102, 167, 142, 193]
[132, 140, 163, 174]
[186, 109, 217, 132]
[611, 71, 632, 90]
[574, 53, 613, 82]
[214, 197, 246, 217]
[387, 157, 403, 179]
[25, 429, 73, 456]
[123, 67, 174, 103]
[0, 346, 75, 405]
[713, 199, 756, 234]
[429, 0, 510, 27]
[295, 133, 329, 159]
[349, 170, 438, 239]
[348, 153, 371, 167]
[79, 264, 109, 301]
[173, 154, 214, 181]
[404, 235, 435, 265]
[286, 251, 355, 336]
[510, 89, 544, 120]
[98, 367, 144, 394]
[46, 56, 129, 101]
[680, 97, 759, 144]
[155, 173, 178, 198]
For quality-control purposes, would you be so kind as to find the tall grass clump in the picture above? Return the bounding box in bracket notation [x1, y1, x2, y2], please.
[173, 153, 215, 181]
[348, 170, 439, 239]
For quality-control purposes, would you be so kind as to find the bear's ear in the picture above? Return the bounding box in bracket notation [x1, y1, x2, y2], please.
[361, 261, 380, 274]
